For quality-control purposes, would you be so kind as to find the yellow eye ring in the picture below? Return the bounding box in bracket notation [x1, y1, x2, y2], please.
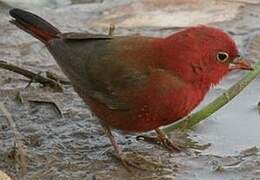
[216, 52, 229, 62]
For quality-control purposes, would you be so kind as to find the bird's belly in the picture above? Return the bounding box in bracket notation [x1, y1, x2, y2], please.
[80, 89, 204, 133]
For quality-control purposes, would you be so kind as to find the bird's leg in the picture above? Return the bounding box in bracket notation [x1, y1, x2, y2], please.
[101, 122, 130, 169]
[136, 128, 181, 152]
[102, 124, 122, 156]
[101, 123, 163, 171]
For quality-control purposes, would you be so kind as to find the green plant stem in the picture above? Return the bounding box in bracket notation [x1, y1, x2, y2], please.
[163, 61, 260, 133]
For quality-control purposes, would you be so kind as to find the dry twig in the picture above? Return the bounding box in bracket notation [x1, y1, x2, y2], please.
[46, 71, 71, 85]
[0, 102, 27, 177]
[27, 99, 63, 118]
[0, 60, 63, 91]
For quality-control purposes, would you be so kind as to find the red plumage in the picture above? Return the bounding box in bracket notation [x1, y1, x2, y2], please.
[9, 8, 253, 166]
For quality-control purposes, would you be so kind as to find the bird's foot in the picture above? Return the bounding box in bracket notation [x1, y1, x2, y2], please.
[137, 128, 184, 152]
[112, 151, 164, 172]
[136, 135, 181, 152]
[159, 136, 182, 152]
[101, 123, 164, 172]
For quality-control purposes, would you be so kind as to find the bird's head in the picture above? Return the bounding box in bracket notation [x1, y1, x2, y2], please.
[159, 26, 253, 92]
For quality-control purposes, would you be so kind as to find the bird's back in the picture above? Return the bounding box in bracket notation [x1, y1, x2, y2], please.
[47, 35, 204, 132]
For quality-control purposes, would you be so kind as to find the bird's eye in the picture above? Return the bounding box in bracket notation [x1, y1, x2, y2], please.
[216, 52, 229, 63]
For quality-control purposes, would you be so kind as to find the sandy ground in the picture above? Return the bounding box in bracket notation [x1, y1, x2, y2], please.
[0, 0, 260, 179]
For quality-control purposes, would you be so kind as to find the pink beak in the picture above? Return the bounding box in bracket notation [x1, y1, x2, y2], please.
[229, 57, 254, 71]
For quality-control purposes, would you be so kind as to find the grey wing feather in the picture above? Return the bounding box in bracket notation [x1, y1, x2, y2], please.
[91, 91, 129, 110]
[48, 38, 129, 110]
[59, 32, 113, 40]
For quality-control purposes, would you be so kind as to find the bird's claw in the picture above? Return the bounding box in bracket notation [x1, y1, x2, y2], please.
[136, 135, 162, 145]
[136, 135, 181, 152]
[160, 137, 182, 152]
[111, 152, 164, 172]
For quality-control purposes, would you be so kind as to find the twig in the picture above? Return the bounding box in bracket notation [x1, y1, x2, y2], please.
[257, 101, 260, 115]
[108, 24, 115, 36]
[163, 61, 260, 133]
[218, 0, 260, 6]
[0, 60, 63, 91]
[27, 99, 63, 118]
[16, 91, 24, 104]
[0, 102, 27, 177]
[46, 71, 71, 85]
[157, 26, 186, 31]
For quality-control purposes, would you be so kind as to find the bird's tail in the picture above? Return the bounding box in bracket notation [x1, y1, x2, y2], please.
[9, 8, 60, 44]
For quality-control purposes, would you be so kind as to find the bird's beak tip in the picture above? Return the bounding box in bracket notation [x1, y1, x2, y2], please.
[229, 57, 254, 71]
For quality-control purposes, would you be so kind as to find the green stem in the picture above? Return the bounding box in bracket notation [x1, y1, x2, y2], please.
[163, 61, 260, 133]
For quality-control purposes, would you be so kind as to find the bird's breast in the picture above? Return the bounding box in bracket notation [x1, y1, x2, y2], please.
[83, 80, 205, 132]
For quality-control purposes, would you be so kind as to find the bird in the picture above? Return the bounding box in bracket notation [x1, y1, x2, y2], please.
[9, 8, 252, 169]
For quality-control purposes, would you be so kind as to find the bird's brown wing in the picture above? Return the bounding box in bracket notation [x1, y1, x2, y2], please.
[48, 34, 155, 110]
[82, 70, 150, 110]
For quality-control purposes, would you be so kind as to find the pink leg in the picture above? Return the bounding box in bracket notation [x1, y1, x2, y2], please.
[136, 128, 181, 152]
